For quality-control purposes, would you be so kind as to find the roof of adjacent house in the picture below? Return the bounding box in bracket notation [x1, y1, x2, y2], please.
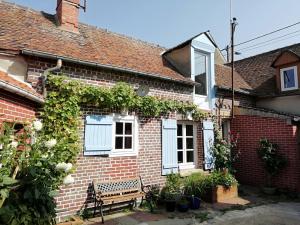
[0, 70, 43, 102]
[234, 43, 300, 96]
[215, 64, 253, 94]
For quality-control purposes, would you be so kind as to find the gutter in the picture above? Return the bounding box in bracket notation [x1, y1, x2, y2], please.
[216, 86, 256, 96]
[0, 80, 44, 104]
[21, 49, 195, 86]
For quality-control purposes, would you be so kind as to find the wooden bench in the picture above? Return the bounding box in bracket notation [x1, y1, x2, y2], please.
[93, 177, 149, 223]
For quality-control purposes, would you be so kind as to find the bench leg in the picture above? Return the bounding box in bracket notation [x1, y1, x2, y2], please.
[100, 204, 104, 224]
[140, 196, 144, 207]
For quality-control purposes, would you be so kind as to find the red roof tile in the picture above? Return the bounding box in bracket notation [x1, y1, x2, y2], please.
[234, 43, 300, 96]
[0, 1, 192, 84]
[215, 64, 252, 93]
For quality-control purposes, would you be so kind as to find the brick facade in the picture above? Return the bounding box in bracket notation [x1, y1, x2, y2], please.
[231, 113, 300, 192]
[24, 56, 205, 219]
[0, 89, 38, 126]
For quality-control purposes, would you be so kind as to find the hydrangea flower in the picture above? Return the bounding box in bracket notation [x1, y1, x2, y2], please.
[55, 162, 73, 172]
[63, 174, 75, 185]
[45, 139, 57, 148]
[33, 120, 42, 131]
[9, 141, 18, 148]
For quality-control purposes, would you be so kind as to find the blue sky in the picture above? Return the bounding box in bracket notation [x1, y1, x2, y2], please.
[7, 0, 300, 60]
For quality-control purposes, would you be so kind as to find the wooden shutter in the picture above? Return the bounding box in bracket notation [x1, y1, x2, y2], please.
[84, 115, 113, 156]
[162, 119, 178, 175]
[203, 120, 214, 170]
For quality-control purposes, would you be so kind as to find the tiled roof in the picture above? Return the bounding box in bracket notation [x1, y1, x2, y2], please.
[215, 64, 253, 94]
[0, 1, 193, 84]
[0, 70, 43, 100]
[234, 43, 300, 96]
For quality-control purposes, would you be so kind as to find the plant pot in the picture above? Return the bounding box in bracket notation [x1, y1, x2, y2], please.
[185, 111, 193, 120]
[177, 202, 189, 212]
[188, 196, 201, 210]
[165, 200, 176, 212]
[201, 185, 238, 203]
[262, 187, 276, 195]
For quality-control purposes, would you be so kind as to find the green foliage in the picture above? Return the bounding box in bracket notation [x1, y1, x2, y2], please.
[257, 138, 288, 186]
[162, 173, 182, 200]
[211, 128, 239, 173]
[48, 75, 206, 119]
[183, 172, 238, 198]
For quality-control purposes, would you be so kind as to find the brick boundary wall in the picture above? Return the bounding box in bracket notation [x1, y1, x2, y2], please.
[0, 89, 38, 125]
[231, 114, 300, 192]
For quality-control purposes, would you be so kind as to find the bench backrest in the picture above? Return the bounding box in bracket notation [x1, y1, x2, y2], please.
[93, 177, 142, 197]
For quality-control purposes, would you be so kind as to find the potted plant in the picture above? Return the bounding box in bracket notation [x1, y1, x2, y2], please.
[164, 192, 178, 212]
[162, 173, 181, 212]
[257, 138, 288, 194]
[183, 173, 204, 209]
[177, 196, 189, 212]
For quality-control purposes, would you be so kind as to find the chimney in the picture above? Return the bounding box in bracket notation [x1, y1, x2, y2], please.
[56, 0, 80, 33]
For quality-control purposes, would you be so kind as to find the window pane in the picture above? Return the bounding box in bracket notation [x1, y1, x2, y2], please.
[115, 137, 123, 149]
[177, 138, 183, 150]
[195, 52, 207, 95]
[177, 124, 182, 136]
[186, 125, 193, 136]
[186, 138, 194, 149]
[125, 123, 132, 135]
[283, 69, 296, 88]
[125, 137, 132, 149]
[116, 122, 123, 135]
[178, 151, 183, 163]
[187, 151, 194, 163]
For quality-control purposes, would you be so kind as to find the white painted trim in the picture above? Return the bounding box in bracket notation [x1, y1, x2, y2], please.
[110, 114, 139, 157]
[280, 66, 298, 91]
[177, 122, 197, 169]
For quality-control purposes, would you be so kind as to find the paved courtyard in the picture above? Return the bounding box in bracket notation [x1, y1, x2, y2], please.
[83, 186, 300, 225]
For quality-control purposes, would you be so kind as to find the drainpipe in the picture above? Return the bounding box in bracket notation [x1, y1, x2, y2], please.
[42, 59, 62, 97]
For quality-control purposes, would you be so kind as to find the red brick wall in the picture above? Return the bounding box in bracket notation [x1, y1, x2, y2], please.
[0, 90, 37, 125]
[231, 115, 300, 192]
[24, 56, 204, 220]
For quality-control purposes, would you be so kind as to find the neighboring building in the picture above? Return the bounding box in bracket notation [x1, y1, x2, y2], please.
[0, 0, 299, 221]
[231, 44, 300, 193]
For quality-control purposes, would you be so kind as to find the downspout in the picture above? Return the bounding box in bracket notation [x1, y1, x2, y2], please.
[42, 59, 62, 97]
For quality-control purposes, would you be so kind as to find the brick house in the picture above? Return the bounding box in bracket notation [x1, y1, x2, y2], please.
[0, 0, 299, 221]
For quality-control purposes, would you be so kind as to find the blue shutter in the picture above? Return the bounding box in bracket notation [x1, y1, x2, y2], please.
[162, 119, 178, 175]
[84, 115, 113, 156]
[203, 120, 214, 170]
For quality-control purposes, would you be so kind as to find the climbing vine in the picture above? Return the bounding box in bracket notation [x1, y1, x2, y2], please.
[0, 74, 207, 224]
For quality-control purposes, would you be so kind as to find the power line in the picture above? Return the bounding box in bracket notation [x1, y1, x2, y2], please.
[239, 32, 300, 53]
[236, 29, 300, 52]
[221, 20, 300, 51]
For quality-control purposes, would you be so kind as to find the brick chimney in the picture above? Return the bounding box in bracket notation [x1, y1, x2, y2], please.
[56, 0, 80, 33]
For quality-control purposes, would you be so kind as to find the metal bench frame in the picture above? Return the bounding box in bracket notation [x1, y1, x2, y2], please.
[92, 177, 150, 223]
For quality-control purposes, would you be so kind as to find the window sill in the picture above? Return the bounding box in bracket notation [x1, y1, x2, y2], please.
[109, 151, 138, 157]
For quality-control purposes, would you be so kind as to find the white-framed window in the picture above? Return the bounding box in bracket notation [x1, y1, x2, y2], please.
[177, 122, 197, 169]
[111, 114, 138, 157]
[194, 51, 208, 96]
[280, 66, 298, 91]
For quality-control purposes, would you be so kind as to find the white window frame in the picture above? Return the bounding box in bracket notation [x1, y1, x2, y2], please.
[111, 114, 139, 157]
[280, 66, 298, 91]
[177, 122, 197, 170]
[193, 50, 209, 97]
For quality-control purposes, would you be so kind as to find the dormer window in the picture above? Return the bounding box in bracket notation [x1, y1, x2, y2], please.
[194, 51, 208, 95]
[280, 66, 298, 91]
